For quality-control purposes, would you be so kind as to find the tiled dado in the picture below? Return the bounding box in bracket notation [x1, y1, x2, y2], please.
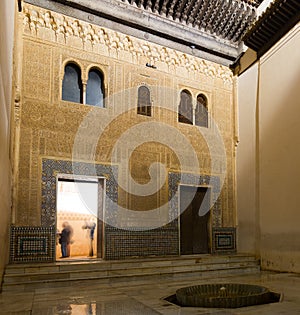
[105, 222, 179, 260]
[10, 226, 55, 263]
[10, 158, 233, 263]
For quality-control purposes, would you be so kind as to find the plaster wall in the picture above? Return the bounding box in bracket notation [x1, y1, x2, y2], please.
[258, 23, 300, 273]
[236, 64, 258, 254]
[237, 23, 300, 272]
[0, 0, 14, 284]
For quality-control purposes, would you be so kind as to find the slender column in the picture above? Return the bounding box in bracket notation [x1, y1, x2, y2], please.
[82, 81, 87, 105]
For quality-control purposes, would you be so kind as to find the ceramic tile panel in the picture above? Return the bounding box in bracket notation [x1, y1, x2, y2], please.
[212, 227, 236, 254]
[10, 226, 55, 263]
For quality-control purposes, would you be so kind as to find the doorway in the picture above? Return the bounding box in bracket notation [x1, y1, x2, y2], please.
[56, 176, 104, 260]
[180, 186, 211, 255]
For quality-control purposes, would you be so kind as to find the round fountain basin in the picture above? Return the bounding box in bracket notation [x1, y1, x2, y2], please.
[176, 283, 271, 308]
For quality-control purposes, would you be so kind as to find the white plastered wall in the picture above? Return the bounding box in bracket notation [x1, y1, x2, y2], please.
[258, 23, 300, 272]
[237, 63, 259, 255]
[237, 22, 300, 272]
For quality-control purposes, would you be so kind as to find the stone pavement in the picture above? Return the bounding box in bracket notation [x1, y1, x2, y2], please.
[0, 271, 299, 314]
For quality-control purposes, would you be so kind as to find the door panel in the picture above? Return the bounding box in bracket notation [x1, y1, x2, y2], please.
[180, 203, 193, 255]
[180, 186, 210, 255]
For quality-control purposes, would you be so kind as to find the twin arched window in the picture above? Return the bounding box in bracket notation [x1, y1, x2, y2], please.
[62, 62, 104, 107]
[178, 90, 208, 127]
[137, 85, 151, 116]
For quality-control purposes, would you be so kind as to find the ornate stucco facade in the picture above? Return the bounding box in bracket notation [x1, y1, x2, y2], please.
[10, 3, 238, 261]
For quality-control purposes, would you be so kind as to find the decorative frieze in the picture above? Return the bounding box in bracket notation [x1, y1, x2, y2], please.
[22, 3, 233, 84]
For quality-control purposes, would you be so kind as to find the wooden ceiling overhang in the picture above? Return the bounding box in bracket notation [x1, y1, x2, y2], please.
[243, 0, 300, 57]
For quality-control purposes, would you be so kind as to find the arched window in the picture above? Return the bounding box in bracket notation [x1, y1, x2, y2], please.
[137, 85, 151, 116]
[86, 68, 105, 107]
[195, 94, 208, 127]
[62, 63, 83, 103]
[178, 90, 193, 124]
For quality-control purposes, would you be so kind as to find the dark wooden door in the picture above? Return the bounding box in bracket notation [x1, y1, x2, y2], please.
[180, 186, 210, 255]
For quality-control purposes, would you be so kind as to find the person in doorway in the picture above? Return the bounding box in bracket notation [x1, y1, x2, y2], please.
[59, 221, 73, 258]
[66, 223, 73, 257]
[82, 219, 96, 257]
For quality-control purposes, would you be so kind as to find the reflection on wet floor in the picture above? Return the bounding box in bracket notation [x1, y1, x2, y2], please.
[0, 272, 300, 315]
[52, 303, 95, 315]
[32, 299, 161, 315]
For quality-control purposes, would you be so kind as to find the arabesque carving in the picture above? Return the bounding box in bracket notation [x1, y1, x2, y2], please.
[22, 3, 233, 84]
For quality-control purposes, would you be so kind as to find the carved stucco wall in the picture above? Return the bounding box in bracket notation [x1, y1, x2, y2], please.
[0, 0, 14, 283]
[13, 3, 238, 230]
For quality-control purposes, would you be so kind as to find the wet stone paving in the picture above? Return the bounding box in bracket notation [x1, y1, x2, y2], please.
[0, 271, 300, 314]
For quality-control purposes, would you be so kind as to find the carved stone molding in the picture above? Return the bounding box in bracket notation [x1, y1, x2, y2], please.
[22, 3, 233, 84]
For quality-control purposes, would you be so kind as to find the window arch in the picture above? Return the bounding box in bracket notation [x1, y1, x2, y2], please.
[137, 85, 151, 116]
[195, 94, 208, 127]
[86, 68, 105, 107]
[62, 63, 83, 103]
[178, 89, 193, 124]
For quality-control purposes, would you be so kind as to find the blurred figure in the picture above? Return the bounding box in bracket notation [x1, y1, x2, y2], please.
[82, 218, 96, 257]
[59, 221, 73, 258]
[66, 223, 74, 257]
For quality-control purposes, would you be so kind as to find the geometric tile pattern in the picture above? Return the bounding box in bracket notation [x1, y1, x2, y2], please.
[37, 159, 228, 260]
[41, 158, 118, 227]
[105, 222, 179, 260]
[104, 172, 223, 259]
[212, 227, 236, 254]
[10, 226, 55, 263]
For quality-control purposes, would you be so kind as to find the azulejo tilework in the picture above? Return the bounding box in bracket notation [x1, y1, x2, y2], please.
[105, 223, 179, 259]
[10, 226, 55, 263]
[212, 227, 237, 254]
[38, 158, 233, 261]
[41, 158, 118, 227]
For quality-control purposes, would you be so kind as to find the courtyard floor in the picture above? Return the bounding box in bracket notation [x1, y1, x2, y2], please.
[0, 271, 299, 314]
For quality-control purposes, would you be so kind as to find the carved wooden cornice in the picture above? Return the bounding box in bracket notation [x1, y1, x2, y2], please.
[120, 0, 260, 43]
[243, 0, 300, 57]
[22, 3, 234, 84]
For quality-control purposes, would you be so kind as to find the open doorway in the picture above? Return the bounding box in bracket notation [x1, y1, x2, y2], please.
[180, 186, 211, 255]
[56, 176, 104, 260]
